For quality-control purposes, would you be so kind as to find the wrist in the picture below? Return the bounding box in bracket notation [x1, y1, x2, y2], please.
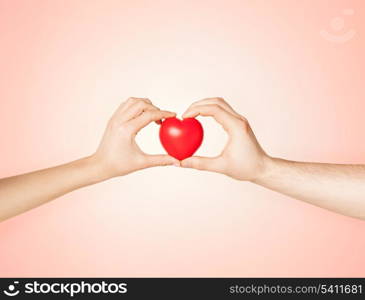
[82, 155, 113, 184]
[250, 155, 279, 184]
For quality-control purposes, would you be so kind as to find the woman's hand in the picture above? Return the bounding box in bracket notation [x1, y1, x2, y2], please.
[92, 97, 178, 180]
[181, 97, 270, 181]
[0, 97, 178, 221]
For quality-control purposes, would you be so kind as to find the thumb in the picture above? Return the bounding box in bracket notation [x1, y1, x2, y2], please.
[144, 154, 180, 167]
[180, 156, 221, 172]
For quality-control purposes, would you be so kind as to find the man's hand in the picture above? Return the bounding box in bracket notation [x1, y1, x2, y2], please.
[182, 97, 365, 220]
[92, 97, 178, 180]
[181, 97, 269, 181]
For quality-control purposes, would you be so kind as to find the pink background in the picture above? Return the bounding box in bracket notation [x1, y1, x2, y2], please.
[1, 0, 365, 277]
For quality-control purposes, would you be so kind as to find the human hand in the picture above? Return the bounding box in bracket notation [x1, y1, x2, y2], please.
[91, 97, 178, 180]
[180, 98, 270, 181]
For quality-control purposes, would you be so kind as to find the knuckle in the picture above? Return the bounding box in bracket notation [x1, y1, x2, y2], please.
[237, 118, 249, 131]
[135, 100, 146, 108]
[125, 97, 137, 105]
[128, 97, 146, 105]
[144, 110, 155, 121]
[134, 101, 151, 112]
[240, 116, 248, 123]
[214, 97, 225, 103]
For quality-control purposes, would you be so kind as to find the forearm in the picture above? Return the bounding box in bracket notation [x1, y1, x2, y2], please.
[253, 157, 365, 220]
[0, 156, 106, 222]
[0, 98, 176, 222]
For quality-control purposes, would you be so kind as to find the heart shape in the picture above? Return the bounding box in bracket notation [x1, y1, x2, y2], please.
[159, 117, 204, 160]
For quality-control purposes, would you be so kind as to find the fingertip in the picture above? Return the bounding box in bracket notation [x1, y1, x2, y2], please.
[157, 111, 176, 123]
[145, 154, 180, 167]
[165, 155, 180, 167]
[162, 111, 177, 121]
[182, 111, 195, 119]
[180, 157, 192, 168]
[173, 160, 181, 167]
[166, 156, 181, 167]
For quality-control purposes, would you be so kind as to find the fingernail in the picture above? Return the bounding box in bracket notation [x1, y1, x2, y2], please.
[173, 162, 181, 167]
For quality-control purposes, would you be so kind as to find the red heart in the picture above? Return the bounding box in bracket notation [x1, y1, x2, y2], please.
[159, 117, 204, 160]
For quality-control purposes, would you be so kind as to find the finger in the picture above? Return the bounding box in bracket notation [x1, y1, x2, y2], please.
[144, 154, 180, 167]
[129, 110, 176, 133]
[182, 104, 239, 134]
[112, 97, 152, 122]
[119, 101, 159, 123]
[180, 156, 222, 172]
[114, 97, 151, 116]
[184, 97, 241, 119]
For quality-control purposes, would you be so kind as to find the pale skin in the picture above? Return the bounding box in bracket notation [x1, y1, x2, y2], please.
[0, 98, 179, 222]
[181, 98, 365, 221]
[1, 97, 364, 222]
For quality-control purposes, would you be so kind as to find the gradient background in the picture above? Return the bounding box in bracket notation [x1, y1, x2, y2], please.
[1, 0, 365, 277]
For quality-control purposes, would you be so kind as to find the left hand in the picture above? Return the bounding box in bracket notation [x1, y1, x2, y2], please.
[180, 97, 269, 181]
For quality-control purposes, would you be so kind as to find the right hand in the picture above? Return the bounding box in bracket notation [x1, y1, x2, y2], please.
[180, 97, 271, 181]
[91, 97, 178, 180]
